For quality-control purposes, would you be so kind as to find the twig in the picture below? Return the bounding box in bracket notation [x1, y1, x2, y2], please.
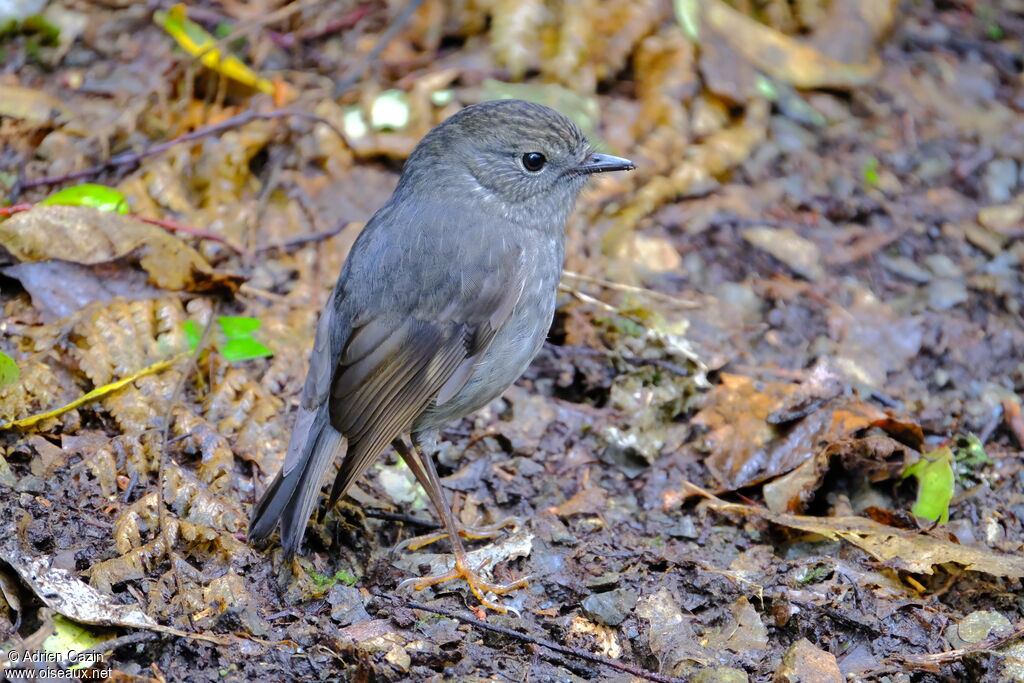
[254, 220, 351, 255]
[562, 270, 701, 309]
[58, 632, 160, 669]
[21, 110, 344, 190]
[362, 509, 439, 529]
[269, 5, 372, 48]
[372, 592, 684, 683]
[332, 0, 427, 98]
[544, 342, 693, 378]
[135, 216, 246, 255]
[886, 620, 1024, 671]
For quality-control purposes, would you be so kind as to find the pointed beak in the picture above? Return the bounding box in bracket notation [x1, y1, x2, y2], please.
[575, 152, 636, 175]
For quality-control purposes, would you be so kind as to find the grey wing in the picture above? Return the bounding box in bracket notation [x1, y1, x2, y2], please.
[324, 244, 526, 506]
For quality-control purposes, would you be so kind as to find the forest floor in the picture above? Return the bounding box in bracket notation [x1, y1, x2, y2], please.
[1, 0, 1024, 681]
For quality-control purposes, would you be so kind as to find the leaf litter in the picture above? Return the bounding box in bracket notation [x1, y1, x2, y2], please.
[1, 0, 1023, 680]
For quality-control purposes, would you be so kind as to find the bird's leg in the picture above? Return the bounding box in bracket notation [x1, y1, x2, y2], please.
[393, 440, 528, 612]
[391, 439, 518, 551]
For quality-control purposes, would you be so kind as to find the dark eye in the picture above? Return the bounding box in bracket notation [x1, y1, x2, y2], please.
[522, 152, 546, 172]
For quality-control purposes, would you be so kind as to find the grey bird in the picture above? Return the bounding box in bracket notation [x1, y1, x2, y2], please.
[248, 99, 634, 610]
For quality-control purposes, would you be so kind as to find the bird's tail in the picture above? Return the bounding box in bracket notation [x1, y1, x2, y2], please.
[247, 404, 344, 556]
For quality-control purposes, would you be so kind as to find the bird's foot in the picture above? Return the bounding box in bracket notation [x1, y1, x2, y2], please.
[397, 556, 529, 613]
[395, 516, 521, 552]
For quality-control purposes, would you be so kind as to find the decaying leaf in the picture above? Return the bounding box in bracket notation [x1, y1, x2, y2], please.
[702, 495, 1024, 579]
[0, 205, 241, 294]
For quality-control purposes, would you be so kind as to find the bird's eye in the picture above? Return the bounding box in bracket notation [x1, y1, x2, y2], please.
[521, 152, 546, 172]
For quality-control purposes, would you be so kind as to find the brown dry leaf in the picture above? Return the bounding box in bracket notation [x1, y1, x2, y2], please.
[1, 260, 165, 321]
[705, 597, 769, 654]
[553, 486, 607, 518]
[606, 99, 768, 256]
[0, 206, 241, 294]
[702, 0, 890, 89]
[694, 373, 886, 490]
[635, 587, 710, 672]
[693, 373, 796, 486]
[490, 0, 546, 80]
[708, 498, 1024, 579]
[741, 226, 824, 281]
[201, 365, 284, 472]
[0, 83, 72, 123]
[828, 287, 924, 389]
[763, 433, 911, 513]
[0, 359, 75, 427]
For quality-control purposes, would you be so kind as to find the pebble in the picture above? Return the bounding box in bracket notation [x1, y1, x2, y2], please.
[983, 158, 1018, 203]
[582, 588, 639, 626]
[328, 584, 370, 626]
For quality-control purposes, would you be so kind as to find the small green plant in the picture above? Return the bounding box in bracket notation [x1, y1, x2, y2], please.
[862, 157, 880, 186]
[903, 445, 954, 524]
[0, 351, 19, 390]
[307, 568, 358, 590]
[902, 434, 990, 525]
[184, 317, 273, 362]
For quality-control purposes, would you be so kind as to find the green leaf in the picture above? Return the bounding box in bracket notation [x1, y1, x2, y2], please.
[307, 568, 358, 589]
[183, 320, 202, 352]
[902, 445, 955, 524]
[954, 433, 991, 468]
[862, 158, 880, 186]
[43, 615, 112, 671]
[217, 316, 261, 340]
[673, 0, 701, 42]
[39, 183, 129, 214]
[220, 338, 272, 362]
[0, 351, 19, 390]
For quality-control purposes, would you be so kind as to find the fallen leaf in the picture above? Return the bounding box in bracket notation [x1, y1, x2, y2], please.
[0, 205, 241, 294]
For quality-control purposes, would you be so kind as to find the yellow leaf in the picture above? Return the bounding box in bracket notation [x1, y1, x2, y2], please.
[156, 5, 274, 95]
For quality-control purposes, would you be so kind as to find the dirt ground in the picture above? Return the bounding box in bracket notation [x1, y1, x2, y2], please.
[2, 0, 1024, 681]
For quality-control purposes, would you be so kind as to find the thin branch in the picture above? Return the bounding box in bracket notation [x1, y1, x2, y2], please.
[332, 0, 427, 98]
[254, 220, 351, 256]
[372, 593, 684, 683]
[136, 216, 246, 255]
[562, 270, 701, 310]
[269, 5, 372, 48]
[544, 342, 694, 378]
[21, 110, 344, 190]
[886, 620, 1024, 671]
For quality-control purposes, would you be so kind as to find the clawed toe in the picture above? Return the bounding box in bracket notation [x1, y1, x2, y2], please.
[398, 556, 529, 613]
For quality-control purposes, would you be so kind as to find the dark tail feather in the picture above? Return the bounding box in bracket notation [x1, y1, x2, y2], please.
[248, 405, 343, 556]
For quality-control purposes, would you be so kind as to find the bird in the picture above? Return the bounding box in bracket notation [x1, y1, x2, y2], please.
[248, 98, 635, 610]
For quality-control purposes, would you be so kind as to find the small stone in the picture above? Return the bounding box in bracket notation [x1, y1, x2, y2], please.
[582, 588, 639, 626]
[742, 226, 824, 281]
[983, 158, 1018, 203]
[691, 667, 749, 683]
[927, 278, 969, 311]
[328, 584, 370, 627]
[924, 253, 962, 278]
[978, 204, 1024, 235]
[774, 638, 842, 682]
[945, 610, 1012, 649]
[878, 255, 932, 283]
[962, 222, 1005, 256]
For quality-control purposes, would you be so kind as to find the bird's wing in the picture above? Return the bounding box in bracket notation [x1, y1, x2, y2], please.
[324, 244, 526, 506]
[248, 197, 527, 555]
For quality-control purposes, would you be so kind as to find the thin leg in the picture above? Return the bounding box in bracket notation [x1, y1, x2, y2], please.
[391, 439, 518, 550]
[391, 440, 528, 612]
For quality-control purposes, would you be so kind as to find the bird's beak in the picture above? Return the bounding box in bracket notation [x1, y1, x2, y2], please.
[575, 152, 636, 175]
